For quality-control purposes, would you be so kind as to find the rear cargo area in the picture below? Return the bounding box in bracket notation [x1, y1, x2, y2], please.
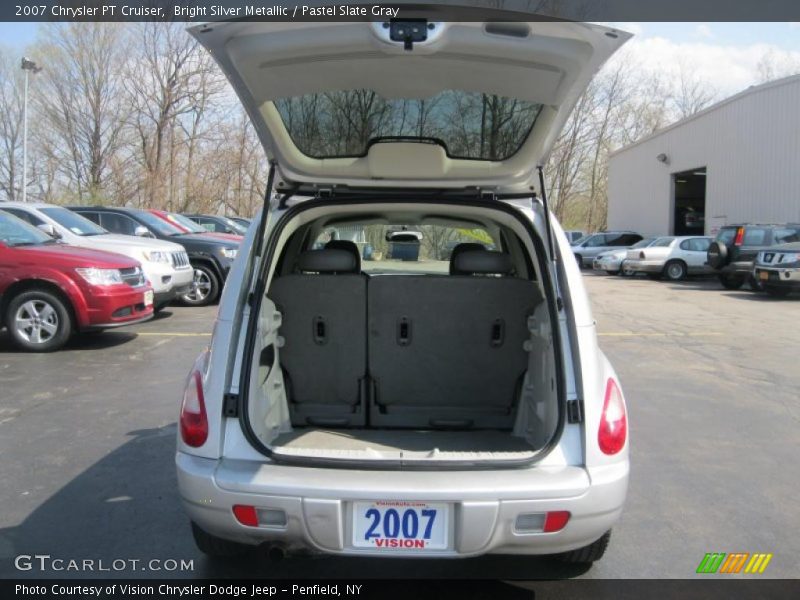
[244, 206, 562, 465]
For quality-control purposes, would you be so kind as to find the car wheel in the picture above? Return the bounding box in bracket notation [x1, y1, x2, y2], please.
[191, 522, 251, 557]
[181, 265, 219, 306]
[618, 261, 634, 277]
[719, 274, 744, 290]
[664, 260, 687, 281]
[574, 254, 584, 269]
[6, 290, 72, 352]
[557, 531, 611, 564]
[765, 285, 791, 297]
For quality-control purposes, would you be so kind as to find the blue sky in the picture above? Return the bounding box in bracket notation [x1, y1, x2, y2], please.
[2, 21, 799, 96]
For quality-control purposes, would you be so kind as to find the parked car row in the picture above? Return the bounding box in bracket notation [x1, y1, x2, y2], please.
[0, 203, 252, 351]
[582, 222, 800, 297]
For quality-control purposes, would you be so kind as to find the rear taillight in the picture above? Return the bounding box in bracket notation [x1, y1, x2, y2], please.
[734, 227, 745, 246]
[180, 370, 208, 447]
[232, 505, 259, 527]
[598, 378, 627, 455]
[543, 511, 571, 533]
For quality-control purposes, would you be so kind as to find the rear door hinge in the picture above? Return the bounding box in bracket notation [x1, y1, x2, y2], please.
[223, 393, 239, 418]
[566, 399, 583, 423]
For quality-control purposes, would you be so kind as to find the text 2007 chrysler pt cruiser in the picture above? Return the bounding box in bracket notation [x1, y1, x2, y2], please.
[176, 14, 630, 566]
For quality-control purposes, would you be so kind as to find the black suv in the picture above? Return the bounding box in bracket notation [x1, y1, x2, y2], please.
[707, 224, 800, 289]
[70, 206, 239, 306]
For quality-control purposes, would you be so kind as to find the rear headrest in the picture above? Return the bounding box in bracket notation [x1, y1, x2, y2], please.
[448, 243, 486, 275]
[451, 250, 513, 276]
[325, 240, 361, 272]
[296, 248, 360, 274]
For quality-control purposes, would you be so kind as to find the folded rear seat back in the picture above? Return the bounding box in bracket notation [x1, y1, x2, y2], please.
[368, 247, 544, 430]
[269, 243, 367, 427]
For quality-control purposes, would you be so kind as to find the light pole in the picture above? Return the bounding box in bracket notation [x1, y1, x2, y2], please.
[20, 57, 42, 203]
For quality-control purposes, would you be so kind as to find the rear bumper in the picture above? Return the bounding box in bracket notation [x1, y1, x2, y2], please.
[718, 261, 754, 276]
[625, 259, 664, 273]
[82, 285, 154, 329]
[176, 453, 628, 557]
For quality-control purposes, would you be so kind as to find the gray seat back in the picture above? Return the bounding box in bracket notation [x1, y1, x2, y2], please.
[368, 250, 543, 429]
[269, 248, 367, 426]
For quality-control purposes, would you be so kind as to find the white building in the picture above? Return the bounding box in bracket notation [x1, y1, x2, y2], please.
[608, 75, 800, 237]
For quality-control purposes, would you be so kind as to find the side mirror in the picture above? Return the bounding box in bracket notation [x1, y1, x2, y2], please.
[133, 225, 151, 238]
[37, 223, 61, 239]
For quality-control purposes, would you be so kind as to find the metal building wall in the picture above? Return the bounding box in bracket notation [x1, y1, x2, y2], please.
[608, 75, 800, 236]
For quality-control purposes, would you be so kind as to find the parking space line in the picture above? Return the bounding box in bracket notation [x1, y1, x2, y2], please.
[598, 332, 724, 337]
[136, 332, 212, 337]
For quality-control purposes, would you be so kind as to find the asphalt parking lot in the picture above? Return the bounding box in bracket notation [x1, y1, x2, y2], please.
[0, 275, 797, 580]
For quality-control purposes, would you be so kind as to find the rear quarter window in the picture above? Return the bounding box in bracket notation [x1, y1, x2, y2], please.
[742, 228, 767, 246]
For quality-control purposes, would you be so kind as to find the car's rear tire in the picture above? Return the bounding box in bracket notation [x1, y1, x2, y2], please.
[618, 261, 634, 277]
[5, 289, 72, 352]
[574, 254, 584, 269]
[181, 264, 219, 307]
[719, 274, 744, 290]
[664, 260, 687, 281]
[765, 285, 791, 297]
[191, 522, 251, 557]
[557, 531, 611, 564]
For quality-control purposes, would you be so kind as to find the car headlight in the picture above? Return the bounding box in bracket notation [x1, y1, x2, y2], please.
[221, 247, 238, 260]
[143, 250, 170, 263]
[781, 253, 800, 264]
[75, 267, 123, 286]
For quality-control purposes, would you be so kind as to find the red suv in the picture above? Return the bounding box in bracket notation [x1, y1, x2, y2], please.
[0, 211, 154, 352]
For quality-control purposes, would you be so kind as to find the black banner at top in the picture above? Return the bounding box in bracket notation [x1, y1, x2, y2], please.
[5, 0, 800, 22]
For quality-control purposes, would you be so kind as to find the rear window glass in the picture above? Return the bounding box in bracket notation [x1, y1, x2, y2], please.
[312, 224, 498, 274]
[716, 228, 736, 244]
[275, 90, 543, 161]
[652, 237, 674, 247]
[742, 228, 767, 246]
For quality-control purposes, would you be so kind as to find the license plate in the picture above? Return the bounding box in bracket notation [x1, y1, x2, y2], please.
[352, 501, 449, 551]
[144, 290, 154, 306]
[759, 271, 769, 281]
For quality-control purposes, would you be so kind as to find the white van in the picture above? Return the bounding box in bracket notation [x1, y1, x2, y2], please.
[176, 16, 630, 566]
[1, 202, 193, 311]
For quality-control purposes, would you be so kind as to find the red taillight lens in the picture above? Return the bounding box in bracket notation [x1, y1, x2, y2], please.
[232, 505, 259, 527]
[543, 511, 571, 533]
[598, 378, 627, 455]
[180, 371, 208, 447]
[734, 227, 745, 246]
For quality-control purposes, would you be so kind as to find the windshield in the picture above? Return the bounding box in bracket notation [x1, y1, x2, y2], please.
[167, 213, 205, 234]
[218, 216, 247, 235]
[130, 209, 184, 236]
[40, 207, 107, 236]
[0, 211, 54, 246]
[275, 90, 543, 161]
